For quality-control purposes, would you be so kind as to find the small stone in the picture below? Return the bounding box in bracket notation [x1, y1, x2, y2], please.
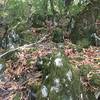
[50, 86, 59, 93]
[80, 93, 83, 100]
[56, 52, 61, 57]
[45, 75, 49, 79]
[41, 85, 48, 97]
[54, 78, 60, 87]
[66, 70, 72, 81]
[54, 58, 63, 67]
[0, 64, 4, 71]
[50, 78, 60, 93]
[39, 60, 43, 65]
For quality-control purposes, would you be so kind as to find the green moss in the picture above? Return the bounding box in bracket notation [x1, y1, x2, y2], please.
[52, 28, 64, 43]
[90, 73, 100, 87]
[37, 51, 82, 100]
[75, 56, 85, 61]
[69, 4, 86, 16]
[13, 93, 21, 100]
[19, 31, 38, 44]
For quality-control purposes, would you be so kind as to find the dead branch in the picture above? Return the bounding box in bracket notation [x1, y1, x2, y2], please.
[0, 33, 51, 58]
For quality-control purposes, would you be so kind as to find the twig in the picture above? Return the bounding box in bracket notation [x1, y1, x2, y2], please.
[0, 33, 50, 58]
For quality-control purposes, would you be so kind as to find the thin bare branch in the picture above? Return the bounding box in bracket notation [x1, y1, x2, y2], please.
[0, 33, 50, 58]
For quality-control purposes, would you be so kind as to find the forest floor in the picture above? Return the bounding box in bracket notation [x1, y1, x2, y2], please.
[0, 39, 100, 99]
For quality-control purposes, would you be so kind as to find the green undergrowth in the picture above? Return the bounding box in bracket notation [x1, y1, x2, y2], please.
[35, 51, 97, 100]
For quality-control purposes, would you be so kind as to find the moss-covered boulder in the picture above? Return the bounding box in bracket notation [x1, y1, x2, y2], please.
[36, 51, 82, 100]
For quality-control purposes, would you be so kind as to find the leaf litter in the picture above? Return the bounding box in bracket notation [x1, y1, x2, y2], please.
[0, 40, 100, 99]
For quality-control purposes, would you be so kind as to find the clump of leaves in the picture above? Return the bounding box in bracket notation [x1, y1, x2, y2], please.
[69, 4, 86, 16]
[52, 28, 64, 43]
[76, 38, 91, 52]
[89, 73, 100, 87]
[37, 51, 88, 100]
[80, 65, 92, 76]
[0, 49, 42, 99]
[30, 13, 45, 28]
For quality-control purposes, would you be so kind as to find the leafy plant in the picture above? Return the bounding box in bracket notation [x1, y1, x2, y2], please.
[52, 28, 64, 43]
[80, 65, 92, 76]
[76, 38, 91, 51]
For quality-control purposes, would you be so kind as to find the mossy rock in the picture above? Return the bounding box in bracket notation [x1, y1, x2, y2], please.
[36, 51, 82, 100]
[36, 51, 97, 100]
[19, 31, 37, 44]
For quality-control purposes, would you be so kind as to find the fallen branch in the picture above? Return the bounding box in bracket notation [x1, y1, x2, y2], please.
[0, 33, 50, 58]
